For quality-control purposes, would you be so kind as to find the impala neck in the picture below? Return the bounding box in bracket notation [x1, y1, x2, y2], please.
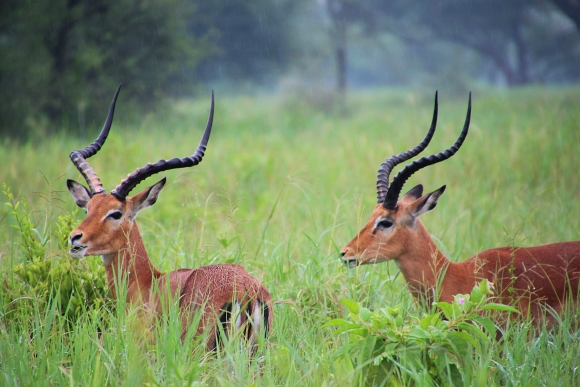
[395, 222, 459, 304]
[101, 222, 161, 302]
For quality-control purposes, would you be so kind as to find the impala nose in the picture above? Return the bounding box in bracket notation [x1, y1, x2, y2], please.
[340, 246, 353, 257]
[70, 232, 83, 245]
[340, 247, 357, 268]
[68, 232, 88, 258]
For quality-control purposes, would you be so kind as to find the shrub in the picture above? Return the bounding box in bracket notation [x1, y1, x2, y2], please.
[1, 184, 111, 327]
[324, 280, 518, 386]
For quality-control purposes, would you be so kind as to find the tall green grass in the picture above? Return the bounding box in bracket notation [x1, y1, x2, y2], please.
[1, 87, 579, 385]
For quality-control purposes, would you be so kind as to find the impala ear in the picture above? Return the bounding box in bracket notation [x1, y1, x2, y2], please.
[130, 178, 167, 218]
[67, 179, 92, 209]
[410, 185, 446, 218]
[401, 184, 424, 204]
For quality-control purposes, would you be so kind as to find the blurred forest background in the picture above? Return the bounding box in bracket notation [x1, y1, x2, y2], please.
[1, 0, 580, 140]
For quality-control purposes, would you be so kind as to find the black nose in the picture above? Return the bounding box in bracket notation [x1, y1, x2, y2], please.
[340, 250, 346, 257]
[70, 233, 83, 244]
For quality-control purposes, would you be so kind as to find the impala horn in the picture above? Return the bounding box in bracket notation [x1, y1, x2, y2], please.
[383, 92, 471, 210]
[69, 84, 122, 195]
[111, 90, 215, 201]
[376, 91, 438, 204]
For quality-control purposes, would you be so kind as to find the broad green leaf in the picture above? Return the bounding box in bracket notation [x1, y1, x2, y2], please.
[322, 318, 350, 328]
[341, 299, 360, 314]
[358, 335, 380, 362]
[471, 287, 484, 303]
[419, 315, 430, 330]
[382, 342, 398, 354]
[359, 307, 371, 322]
[446, 331, 474, 353]
[349, 328, 370, 337]
[481, 303, 520, 313]
[469, 315, 496, 334]
[408, 326, 429, 340]
[436, 302, 454, 320]
[395, 316, 403, 327]
[479, 279, 494, 295]
[457, 321, 491, 345]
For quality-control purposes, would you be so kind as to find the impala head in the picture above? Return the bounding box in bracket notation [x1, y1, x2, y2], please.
[341, 92, 471, 268]
[67, 178, 167, 258]
[67, 84, 214, 259]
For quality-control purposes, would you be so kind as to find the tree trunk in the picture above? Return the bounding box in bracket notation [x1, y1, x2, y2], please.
[513, 22, 531, 85]
[44, 0, 81, 121]
[336, 17, 347, 94]
[327, 0, 347, 111]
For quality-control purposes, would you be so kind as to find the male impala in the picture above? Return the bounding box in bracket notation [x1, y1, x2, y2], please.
[341, 93, 580, 324]
[67, 85, 273, 350]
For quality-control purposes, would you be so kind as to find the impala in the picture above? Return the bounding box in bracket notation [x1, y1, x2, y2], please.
[341, 93, 580, 324]
[67, 85, 273, 350]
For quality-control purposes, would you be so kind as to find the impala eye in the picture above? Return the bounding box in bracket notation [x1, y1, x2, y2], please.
[107, 211, 123, 220]
[377, 219, 394, 229]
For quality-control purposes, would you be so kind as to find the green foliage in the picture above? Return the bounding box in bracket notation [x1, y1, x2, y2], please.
[3, 0, 580, 140]
[1, 184, 111, 327]
[321, 0, 580, 89]
[0, 88, 579, 385]
[325, 281, 518, 386]
[3, 184, 46, 261]
[0, 0, 209, 138]
[192, 0, 299, 82]
[6, 255, 110, 324]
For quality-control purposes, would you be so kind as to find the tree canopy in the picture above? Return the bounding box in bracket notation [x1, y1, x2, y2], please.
[1, 0, 580, 139]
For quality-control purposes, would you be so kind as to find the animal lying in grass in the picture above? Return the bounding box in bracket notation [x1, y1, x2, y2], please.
[67, 85, 273, 350]
[341, 92, 580, 326]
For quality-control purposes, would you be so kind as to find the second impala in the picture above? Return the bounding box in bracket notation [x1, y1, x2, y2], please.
[341, 93, 580, 325]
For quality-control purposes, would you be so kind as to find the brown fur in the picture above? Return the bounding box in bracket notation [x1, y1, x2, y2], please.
[69, 185, 273, 350]
[342, 188, 580, 325]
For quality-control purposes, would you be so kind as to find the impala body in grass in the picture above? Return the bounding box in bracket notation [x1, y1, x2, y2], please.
[67, 85, 273, 350]
[341, 92, 580, 325]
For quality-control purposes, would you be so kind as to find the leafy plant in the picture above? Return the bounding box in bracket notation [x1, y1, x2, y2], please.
[3, 183, 47, 261]
[1, 184, 111, 327]
[324, 280, 519, 386]
[7, 256, 110, 323]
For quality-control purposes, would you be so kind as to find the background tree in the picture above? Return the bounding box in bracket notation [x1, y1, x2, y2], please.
[355, 0, 580, 86]
[189, 0, 297, 85]
[321, 0, 375, 93]
[0, 0, 209, 139]
[2, 0, 580, 140]
[551, 0, 580, 31]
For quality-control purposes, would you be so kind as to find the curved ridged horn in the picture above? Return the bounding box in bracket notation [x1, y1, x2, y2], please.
[376, 92, 438, 203]
[69, 84, 122, 195]
[383, 92, 471, 210]
[111, 90, 215, 200]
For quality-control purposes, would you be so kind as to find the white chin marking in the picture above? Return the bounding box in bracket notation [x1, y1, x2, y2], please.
[101, 255, 114, 265]
[69, 246, 87, 259]
[348, 260, 357, 269]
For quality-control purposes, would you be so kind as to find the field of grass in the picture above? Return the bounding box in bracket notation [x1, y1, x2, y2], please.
[1, 86, 579, 386]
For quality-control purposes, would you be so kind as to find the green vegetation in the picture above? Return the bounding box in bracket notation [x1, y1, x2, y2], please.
[1, 87, 579, 385]
[326, 280, 518, 386]
[3, 0, 580, 139]
[2, 184, 110, 326]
